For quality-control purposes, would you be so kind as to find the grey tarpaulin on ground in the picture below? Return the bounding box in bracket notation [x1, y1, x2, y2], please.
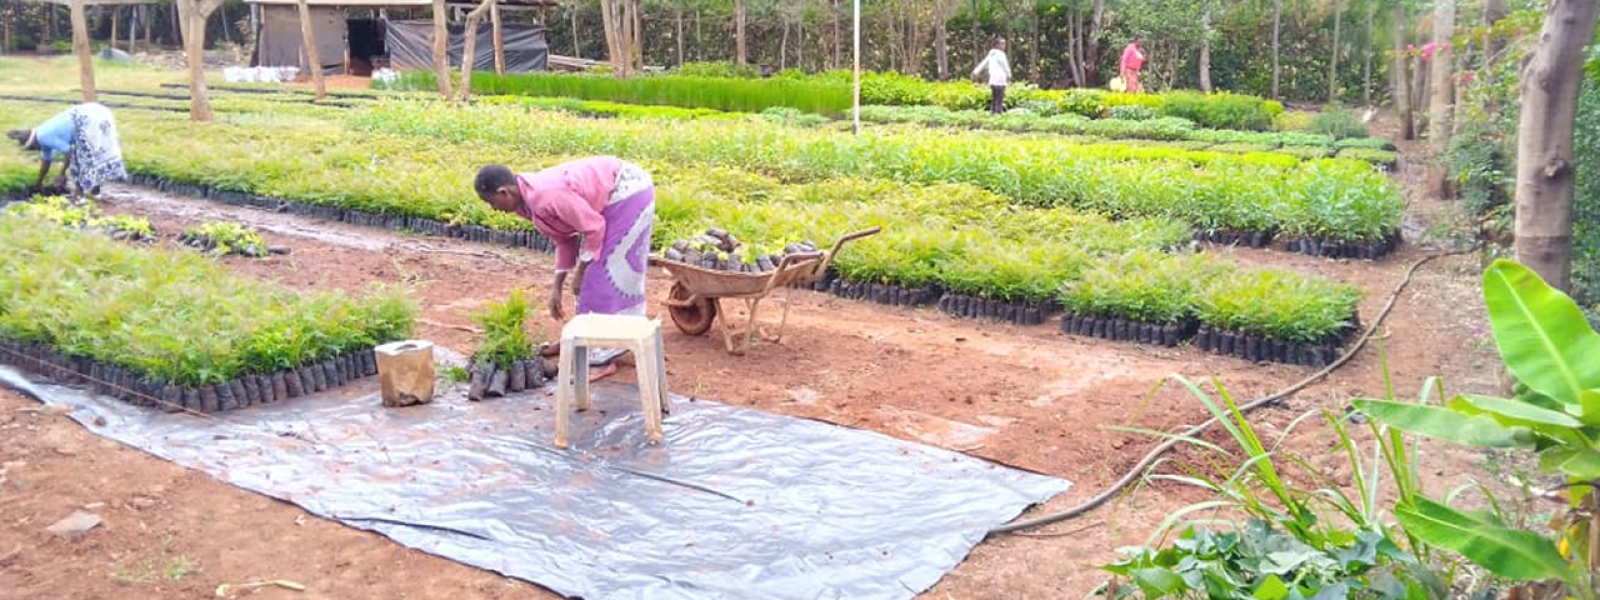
[0, 356, 1068, 600]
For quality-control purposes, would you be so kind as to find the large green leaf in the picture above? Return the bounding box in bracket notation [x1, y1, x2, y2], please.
[1352, 399, 1525, 448]
[1449, 394, 1583, 429]
[1539, 447, 1600, 480]
[1394, 497, 1572, 582]
[1482, 260, 1600, 420]
[1132, 567, 1187, 596]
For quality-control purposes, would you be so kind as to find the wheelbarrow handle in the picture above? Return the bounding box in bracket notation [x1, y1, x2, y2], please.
[815, 227, 881, 276]
[834, 226, 882, 246]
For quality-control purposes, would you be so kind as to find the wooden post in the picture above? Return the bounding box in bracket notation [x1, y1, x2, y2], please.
[3, 5, 12, 55]
[70, 0, 95, 102]
[490, 0, 504, 75]
[431, 0, 453, 101]
[458, 0, 493, 103]
[296, 0, 325, 100]
[179, 0, 225, 122]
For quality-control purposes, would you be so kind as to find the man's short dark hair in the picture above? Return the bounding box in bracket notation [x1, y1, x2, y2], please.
[475, 164, 516, 196]
[5, 130, 29, 146]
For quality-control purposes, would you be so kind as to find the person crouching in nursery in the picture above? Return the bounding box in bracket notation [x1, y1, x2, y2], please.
[475, 157, 657, 381]
[6, 102, 127, 201]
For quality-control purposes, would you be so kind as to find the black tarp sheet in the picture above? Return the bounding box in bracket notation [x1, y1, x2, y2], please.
[0, 352, 1069, 600]
[385, 19, 549, 73]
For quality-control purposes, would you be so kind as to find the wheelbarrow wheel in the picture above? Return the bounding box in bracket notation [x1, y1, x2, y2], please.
[668, 282, 717, 336]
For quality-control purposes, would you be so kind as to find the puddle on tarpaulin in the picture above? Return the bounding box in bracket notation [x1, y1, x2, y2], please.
[0, 349, 1071, 600]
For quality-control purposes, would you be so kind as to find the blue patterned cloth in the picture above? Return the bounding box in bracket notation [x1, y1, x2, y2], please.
[64, 103, 127, 193]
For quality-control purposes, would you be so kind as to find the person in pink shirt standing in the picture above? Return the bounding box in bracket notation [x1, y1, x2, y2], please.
[475, 156, 656, 376]
[1119, 37, 1147, 94]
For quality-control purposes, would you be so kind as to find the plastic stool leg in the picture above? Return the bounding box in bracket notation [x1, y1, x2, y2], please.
[653, 331, 670, 414]
[574, 344, 591, 412]
[554, 336, 577, 449]
[635, 340, 665, 445]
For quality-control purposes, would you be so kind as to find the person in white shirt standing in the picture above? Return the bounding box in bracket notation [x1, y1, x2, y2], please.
[971, 37, 1012, 114]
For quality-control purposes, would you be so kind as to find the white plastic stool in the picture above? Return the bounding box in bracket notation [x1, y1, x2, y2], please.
[553, 314, 670, 449]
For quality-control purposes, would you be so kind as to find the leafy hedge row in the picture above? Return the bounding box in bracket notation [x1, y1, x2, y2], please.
[351, 103, 1404, 242]
[0, 212, 415, 386]
[394, 70, 854, 115]
[854, 105, 1394, 166]
[392, 67, 1285, 130]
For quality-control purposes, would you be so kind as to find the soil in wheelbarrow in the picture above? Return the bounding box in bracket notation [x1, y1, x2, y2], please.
[0, 183, 1511, 600]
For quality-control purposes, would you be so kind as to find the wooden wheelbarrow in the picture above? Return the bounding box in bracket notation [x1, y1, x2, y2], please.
[651, 227, 880, 355]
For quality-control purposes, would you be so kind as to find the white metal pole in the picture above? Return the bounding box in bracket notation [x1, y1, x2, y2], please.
[851, 0, 860, 135]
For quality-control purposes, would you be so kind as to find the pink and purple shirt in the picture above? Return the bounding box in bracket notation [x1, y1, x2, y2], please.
[514, 156, 624, 272]
[1121, 44, 1146, 72]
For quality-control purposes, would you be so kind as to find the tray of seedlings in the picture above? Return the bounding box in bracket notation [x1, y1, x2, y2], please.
[6, 195, 156, 242]
[0, 214, 415, 413]
[178, 221, 288, 258]
[465, 290, 557, 401]
[652, 226, 880, 355]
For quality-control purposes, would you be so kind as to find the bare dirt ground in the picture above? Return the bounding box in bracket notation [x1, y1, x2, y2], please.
[0, 142, 1511, 600]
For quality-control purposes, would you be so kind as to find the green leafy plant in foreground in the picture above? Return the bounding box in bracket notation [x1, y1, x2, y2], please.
[1355, 259, 1600, 592]
[1100, 373, 1449, 599]
[473, 289, 539, 369]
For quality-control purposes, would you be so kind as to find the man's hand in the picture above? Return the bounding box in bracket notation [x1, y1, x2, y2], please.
[548, 292, 566, 322]
[571, 261, 589, 297]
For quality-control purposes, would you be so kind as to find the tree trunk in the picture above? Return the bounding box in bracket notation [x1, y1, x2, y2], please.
[1198, 2, 1212, 93]
[599, 0, 620, 74]
[491, 0, 504, 75]
[70, 0, 94, 102]
[1427, 0, 1455, 150]
[798, 18, 804, 69]
[296, 0, 325, 101]
[1027, 1, 1040, 80]
[735, 0, 746, 65]
[2, 6, 11, 55]
[1513, 0, 1600, 292]
[1086, 0, 1103, 86]
[832, 0, 840, 69]
[1393, 3, 1413, 139]
[780, 16, 788, 69]
[144, 5, 152, 47]
[571, 5, 580, 58]
[111, 6, 119, 51]
[695, 9, 702, 60]
[1362, 3, 1374, 105]
[431, 0, 453, 101]
[629, 0, 641, 72]
[675, 8, 684, 67]
[1271, 0, 1282, 99]
[1328, 0, 1342, 102]
[935, 15, 948, 80]
[1484, 0, 1508, 65]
